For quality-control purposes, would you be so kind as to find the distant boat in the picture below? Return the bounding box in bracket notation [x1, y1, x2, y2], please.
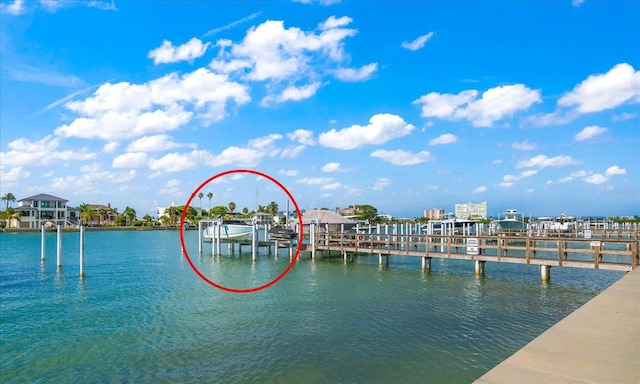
[203, 220, 253, 241]
[496, 209, 527, 232]
[551, 214, 579, 232]
[268, 226, 297, 241]
[422, 213, 477, 234]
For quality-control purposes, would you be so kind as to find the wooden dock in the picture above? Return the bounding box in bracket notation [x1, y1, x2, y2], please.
[307, 227, 639, 278]
[473, 266, 640, 383]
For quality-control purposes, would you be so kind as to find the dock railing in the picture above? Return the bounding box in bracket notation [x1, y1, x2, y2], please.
[311, 229, 639, 272]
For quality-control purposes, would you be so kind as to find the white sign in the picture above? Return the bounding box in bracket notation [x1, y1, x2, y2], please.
[467, 238, 479, 255]
[590, 241, 601, 248]
[584, 230, 592, 239]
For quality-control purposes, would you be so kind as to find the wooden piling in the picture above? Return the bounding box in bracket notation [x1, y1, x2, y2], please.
[79, 225, 85, 278]
[41, 224, 46, 261]
[56, 224, 62, 269]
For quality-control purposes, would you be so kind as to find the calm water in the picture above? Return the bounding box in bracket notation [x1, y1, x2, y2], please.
[1, 230, 623, 383]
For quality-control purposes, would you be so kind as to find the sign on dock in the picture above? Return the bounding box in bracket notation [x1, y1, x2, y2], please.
[467, 238, 479, 255]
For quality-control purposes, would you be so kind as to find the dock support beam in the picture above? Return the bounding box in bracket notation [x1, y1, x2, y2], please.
[41, 224, 46, 262]
[540, 265, 551, 281]
[252, 223, 257, 262]
[79, 225, 85, 278]
[198, 221, 202, 254]
[475, 260, 485, 276]
[56, 224, 62, 269]
[421, 256, 431, 271]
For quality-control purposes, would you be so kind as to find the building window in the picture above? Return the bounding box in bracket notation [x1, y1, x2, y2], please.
[41, 201, 50, 208]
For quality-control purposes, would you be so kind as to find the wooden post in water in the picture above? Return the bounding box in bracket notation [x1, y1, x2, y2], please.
[41, 224, 46, 261]
[540, 265, 551, 281]
[421, 256, 432, 271]
[198, 221, 202, 254]
[56, 224, 62, 269]
[216, 222, 221, 256]
[79, 225, 85, 278]
[310, 222, 316, 260]
[251, 223, 257, 262]
[474, 260, 485, 276]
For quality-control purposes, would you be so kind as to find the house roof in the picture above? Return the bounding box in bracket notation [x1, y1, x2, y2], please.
[88, 204, 111, 210]
[19, 193, 68, 202]
[298, 209, 356, 224]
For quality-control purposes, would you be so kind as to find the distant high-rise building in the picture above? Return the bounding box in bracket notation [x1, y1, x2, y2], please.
[423, 208, 445, 220]
[455, 202, 487, 220]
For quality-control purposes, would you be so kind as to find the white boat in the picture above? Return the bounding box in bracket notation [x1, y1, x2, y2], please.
[496, 209, 527, 232]
[203, 220, 253, 241]
[551, 214, 578, 232]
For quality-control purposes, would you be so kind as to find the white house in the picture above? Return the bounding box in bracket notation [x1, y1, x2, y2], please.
[17, 193, 71, 228]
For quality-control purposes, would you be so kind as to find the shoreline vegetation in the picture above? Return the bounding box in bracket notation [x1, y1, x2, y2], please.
[1, 192, 639, 232]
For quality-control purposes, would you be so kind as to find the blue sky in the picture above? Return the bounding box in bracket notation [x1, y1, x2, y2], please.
[1, 0, 639, 218]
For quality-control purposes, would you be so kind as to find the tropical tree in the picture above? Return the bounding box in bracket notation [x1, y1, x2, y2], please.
[123, 206, 136, 226]
[143, 214, 153, 226]
[210, 205, 228, 218]
[0, 207, 21, 228]
[77, 203, 96, 225]
[1, 192, 16, 209]
[207, 192, 213, 210]
[267, 201, 279, 216]
[228, 201, 236, 213]
[355, 204, 378, 223]
[197, 192, 204, 209]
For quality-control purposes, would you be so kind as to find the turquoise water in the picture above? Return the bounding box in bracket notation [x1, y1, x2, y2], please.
[1, 230, 623, 383]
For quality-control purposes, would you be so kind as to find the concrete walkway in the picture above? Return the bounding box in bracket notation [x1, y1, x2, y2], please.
[474, 268, 640, 384]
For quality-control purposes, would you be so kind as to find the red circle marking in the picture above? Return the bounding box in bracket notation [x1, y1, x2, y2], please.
[179, 169, 304, 293]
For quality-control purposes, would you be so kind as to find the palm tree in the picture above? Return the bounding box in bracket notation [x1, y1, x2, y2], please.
[197, 192, 203, 210]
[228, 201, 236, 214]
[123, 206, 136, 226]
[267, 201, 279, 216]
[1, 192, 16, 209]
[78, 203, 93, 225]
[207, 192, 213, 210]
[143, 214, 153, 226]
[0, 207, 21, 228]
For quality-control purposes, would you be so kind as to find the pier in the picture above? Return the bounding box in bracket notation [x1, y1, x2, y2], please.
[474, 266, 640, 383]
[308, 224, 639, 279]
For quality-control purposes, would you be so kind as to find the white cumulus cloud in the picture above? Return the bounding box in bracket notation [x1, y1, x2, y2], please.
[334, 63, 378, 82]
[148, 38, 210, 64]
[429, 133, 457, 145]
[318, 113, 414, 149]
[401, 32, 434, 51]
[473, 186, 487, 193]
[574, 125, 608, 141]
[515, 154, 581, 169]
[413, 84, 541, 127]
[512, 140, 536, 151]
[373, 178, 391, 190]
[558, 63, 640, 113]
[55, 68, 250, 140]
[370, 149, 433, 165]
[322, 162, 341, 172]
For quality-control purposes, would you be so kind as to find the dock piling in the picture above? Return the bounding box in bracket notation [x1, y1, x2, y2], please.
[41, 224, 46, 262]
[79, 225, 85, 278]
[540, 265, 551, 281]
[56, 224, 62, 269]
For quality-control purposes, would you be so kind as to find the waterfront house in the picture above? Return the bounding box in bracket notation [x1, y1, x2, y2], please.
[16, 193, 70, 229]
[86, 204, 118, 226]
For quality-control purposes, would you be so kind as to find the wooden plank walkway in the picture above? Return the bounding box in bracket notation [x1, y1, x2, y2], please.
[310, 231, 639, 272]
[473, 267, 640, 383]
